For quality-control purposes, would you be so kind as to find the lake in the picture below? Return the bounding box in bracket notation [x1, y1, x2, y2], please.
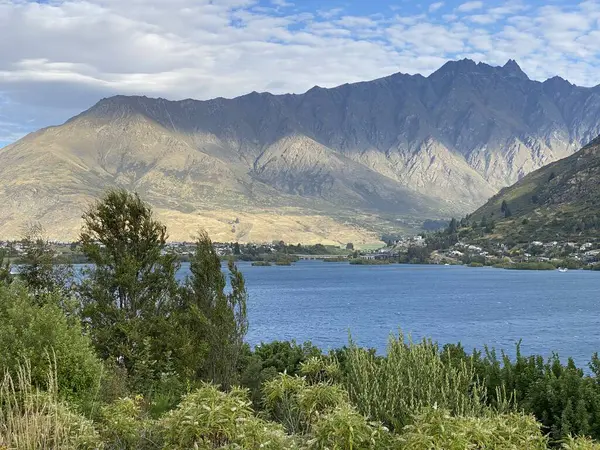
[179, 261, 600, 366]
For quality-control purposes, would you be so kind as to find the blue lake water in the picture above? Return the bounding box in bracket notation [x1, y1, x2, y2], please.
[179, 261, 600, 366]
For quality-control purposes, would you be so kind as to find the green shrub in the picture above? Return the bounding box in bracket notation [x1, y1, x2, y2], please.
[0, 283, 102, 402]
[160, 383, 297, 449]
[219, 415, 297, 449]
[300, 357, 342, 384]
[308, 403, 394, 449]
[443, 344, 600, 442]
[298, 383, 349, 425]
[160, 383, 252, 448]
[262, 373, 308, 434]
[344, 332, 484, 431]
[239, 340, 322, 404]
[399, 407, 547, 449]
[563, 436, 600, 449]
[99, 395, 159, 449]
[262, 373, 349, 434]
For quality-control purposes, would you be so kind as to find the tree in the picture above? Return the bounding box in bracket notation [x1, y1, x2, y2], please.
[0, 282, 102, 401]
[78, 189, 179, 380]
[346, 243, 354, 251]
[177, 230, 248, 389]
[501, 200, 512, 218]
[18, 223, 73, 299]
[233, 242, 241, 255]
[0, 249, 12, 285]
[447, 218, 458, 234]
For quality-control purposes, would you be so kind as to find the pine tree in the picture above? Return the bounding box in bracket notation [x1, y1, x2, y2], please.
[178, 231, 248, 388]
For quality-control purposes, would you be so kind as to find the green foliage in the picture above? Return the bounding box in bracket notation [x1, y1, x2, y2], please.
[218, 415, 297, 449]
[78, 189, 180, 388]
[239, 341, 322, 404]
[344, 332, 484, 431]
[496, 261, 557, 270]
[308, 403, 394, 449]
[399, 407, 547, 449]
[176, 231, 248, 389]
[0, 249, 11, 286]
[349, 258, 392, 265]
[0, 283, 102, 402]
[563, 436, 600, 449]
[262, 372, 349, 435]
[405, 246, 432, 264]
[18, 223, 73, 298]
[160, 383, 293, 449]
[160, 384, 250, 448]
[99, 395, 159, 449]
[251, 261, 272, 266]
[300, 357, 343, 385]
[262, 373, 309, 434]
[445, 344, 600, 443]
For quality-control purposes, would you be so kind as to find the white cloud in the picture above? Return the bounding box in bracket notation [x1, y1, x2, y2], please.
[429, 2, 444, 13]
[271, 0, 293, 7]
[1, 0, 600, 143]
[457, 1, 484, 13]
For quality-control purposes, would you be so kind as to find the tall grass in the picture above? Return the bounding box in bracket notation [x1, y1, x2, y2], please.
[0, 360, 101, 449]
[344, 331, 487, 431]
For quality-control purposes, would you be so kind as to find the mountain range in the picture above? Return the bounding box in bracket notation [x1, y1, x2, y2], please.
[1, 59, 600, 243]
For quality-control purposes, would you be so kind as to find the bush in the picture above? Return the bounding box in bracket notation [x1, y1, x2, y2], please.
[399, 407, 547, 449]
[160, 383, 295, 449]
[99, 395, 159, 449]
[262, 373, 308, 434]
[344, 332, 484, 431]
[563, 436, 600, 449]
[262, 372, 349, 435]
[239, 341, 322, 404]
[308, 403, 394, 449]
[300, 357, 343, 384]
[444, 344, 600, 443]
[0, 283, 102, 402]
[219, 415, 296, 449]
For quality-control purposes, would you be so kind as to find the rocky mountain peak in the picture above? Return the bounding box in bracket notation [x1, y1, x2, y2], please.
[431, 58, 479, 77]
[502, 59, 529, 80]
[429, 58, 531, 82]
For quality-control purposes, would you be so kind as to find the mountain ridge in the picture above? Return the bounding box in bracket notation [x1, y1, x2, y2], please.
[2, 59, 600, 243]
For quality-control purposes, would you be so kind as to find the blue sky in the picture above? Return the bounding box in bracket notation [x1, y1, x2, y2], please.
[1, 0, 600, 147]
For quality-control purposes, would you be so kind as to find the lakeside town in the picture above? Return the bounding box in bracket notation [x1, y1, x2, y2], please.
[2, 233, 599, 269]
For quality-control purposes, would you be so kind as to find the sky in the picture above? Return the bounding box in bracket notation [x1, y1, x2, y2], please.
[1, 0, 600, 147]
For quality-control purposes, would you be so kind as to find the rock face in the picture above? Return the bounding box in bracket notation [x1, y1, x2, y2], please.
[1, 59, 600, 242]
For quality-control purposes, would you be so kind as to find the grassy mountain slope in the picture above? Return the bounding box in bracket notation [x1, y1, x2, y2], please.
[472, 136, 600, 243]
